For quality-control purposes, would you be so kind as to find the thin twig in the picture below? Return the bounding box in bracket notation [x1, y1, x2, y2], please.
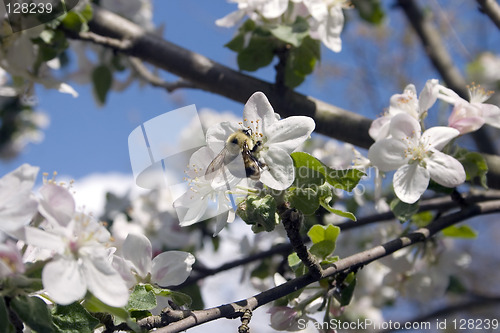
[128, 57, 197, 92]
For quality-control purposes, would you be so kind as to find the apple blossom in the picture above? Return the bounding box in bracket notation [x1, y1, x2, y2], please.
[216, 0, 289, 27]
[173, 146, 238, 235]
[113, 233, 195, 288]
[206, 91, 315, 191]
[0, 163, 38, 239]
[368, 113, 465, 204]
[369, 79, 440, 141]
[25, 184, 129, 307]
[0, 241, 25, 278]
[438, 83, 500, 134]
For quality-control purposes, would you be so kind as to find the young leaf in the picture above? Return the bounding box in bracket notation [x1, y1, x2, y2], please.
[442, 225, 478, 239]
[126, 285, 157, 312]
[269, 16, 309, 47]
[390, 198, 419, 223]
[0, 297, 15, 333]
[287, 187, 320, 215]
[92, 65, 113, 105]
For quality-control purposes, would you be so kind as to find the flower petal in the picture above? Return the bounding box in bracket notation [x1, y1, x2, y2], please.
[265, 116, 315, 153]
[122, 233, 152, 278]
[389, 113, 421, 141]
[369, 116, 391, 141]
[481, 103, 500, 129]
[151, 251, 195, 287]
[243, 92, 278, 131]
[42, 256, 86, 305]
[38, 184, 75, 227]
[81, 248, 129, 307]
[368, 138, 408, 172]
[393, 163, 430, 204]
[260, 147, 295, 190]
[418, 79, 439, 113]
[422, 126, 459, 151]
[215, 10, 246, 27]
[427, 151, 465, 187]
[205, 122, 239, 154]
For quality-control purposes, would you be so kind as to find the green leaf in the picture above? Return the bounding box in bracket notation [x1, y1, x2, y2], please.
[352, 0, 385, 25]
[92, 65, 113, 105]
[287, 187, 319, 215]
[237, 33, 275, 71]
[310, 241, 335, 259]
[10, 295, 57, 333]
[82, 295, 129, 322]
[319, 192, 356, 221]
[52, 302, 100, 333]
[456, 151, 488, 188]
[307, 224, 340, 244]
[61, 11, 88, 32]
[390, 198, 419, 223]
[79, 3, 93, 21]
[442, 225, 478, 239]
[0, 297, 16, 333]
[169, 291, 192, 307]
[411, 211, 434, 227]
[269, 16, 309, 47]
[126, 285, 157, 312]
[288, 253, 301, 267]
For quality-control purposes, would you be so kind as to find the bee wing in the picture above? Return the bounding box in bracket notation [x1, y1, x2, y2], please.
[205, 147, 229, 182]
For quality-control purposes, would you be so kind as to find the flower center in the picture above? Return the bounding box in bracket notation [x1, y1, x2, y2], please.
[403, 133, 431, 165]
[468, 82, 493, 104]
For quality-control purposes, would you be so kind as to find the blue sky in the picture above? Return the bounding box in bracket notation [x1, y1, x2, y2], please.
[1, 0, 499, 183]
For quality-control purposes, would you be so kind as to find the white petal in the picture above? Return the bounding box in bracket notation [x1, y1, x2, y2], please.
[421, 126, 459, 151]
[316, 6, 344, 52]
[42, 256, 87, 305]
[481, 104, 500, 129]
[389, 113, 421, 141]
[368, 138, 408, 172]
[24, 226, 65, 252]
[38, 184, 75, 227]
[151, 251, 195, 287]
[260, 147, 295, 190]
[260, 0, 288, 19]
[393, 163, 430, 204]
[426, 151, 465, 187]
[81, 249, 129, 307]
[177, 194, 208, 226]
[122, 233, 152, 278]
[111, 255, 136, 289]
[243, 92, 278, 130]
[265, 116, 315, 153]
[215, 10, 246, 27]
[437, 85, 463, 105]
[205, 122, 239, 153]
[57, 83, 79, 97]
[369, 116, 391, 141]
[418, 79, 439, 113]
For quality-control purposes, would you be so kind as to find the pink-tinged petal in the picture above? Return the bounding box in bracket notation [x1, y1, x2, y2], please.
[369, 116, 391, 141]
[438, 85, 464, 104]
[418, 79, 439, 113]
[81, 249, 129, 307]
[42, 256, 86, 305]
[111, 256, 136, 289]
[389, 113, 421, 141]
[38, 184, 75, 227]
[260, 147, 295, 190]
[427, 151, 466, 187]
[122, 233, 152, 279]
[449, 116, 485, 134]
[243, 92, 278, 130]
[368, 138, 408, 172]
[422, 126, 460, 151]
[151, 251, 195, 287]
[265, 116, 315, 153]
[393, 163, 430, 204]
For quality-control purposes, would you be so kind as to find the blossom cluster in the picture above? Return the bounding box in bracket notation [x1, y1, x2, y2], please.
[217, 0, 350, 52]
[367, 79, 500, 204]
[0, 164, 194, 308]
[173, 92, 315, 234]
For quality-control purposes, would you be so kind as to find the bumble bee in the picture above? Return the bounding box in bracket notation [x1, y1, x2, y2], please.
[205, 129, 266, 182]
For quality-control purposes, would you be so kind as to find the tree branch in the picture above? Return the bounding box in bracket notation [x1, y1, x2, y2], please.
[477, 0, 500, 30]
[149, 200, 500, 332]
[397, 0, 497, 155]
[73, 5, 500, 188]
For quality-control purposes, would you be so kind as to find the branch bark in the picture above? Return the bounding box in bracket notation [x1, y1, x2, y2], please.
[149, 200, 500, 333]
[477, 0, 500, 29]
